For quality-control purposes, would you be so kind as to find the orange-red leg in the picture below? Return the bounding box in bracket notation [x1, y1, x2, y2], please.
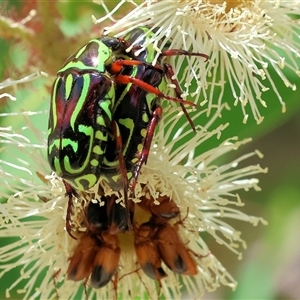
[115, 75, 197, 107]
[110, 59, 163, 74]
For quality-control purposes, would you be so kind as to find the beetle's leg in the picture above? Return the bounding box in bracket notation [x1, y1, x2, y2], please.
[110, 59, 163, 74]
[115, 75, 197, 107]
[131, 106, 162, 191]
[63, 180, 78, 240]
[160, 48, 209, 132]
[161, 49, 209, 62]
[117, 37, 143, 53]
[111, 272, 119, 300]
[111, 120, 132, 231]
[83, 276, 89, 299]
[119, 265, 153, 296]
[52, 269, 61, 299]
[164, 63, 196, 133]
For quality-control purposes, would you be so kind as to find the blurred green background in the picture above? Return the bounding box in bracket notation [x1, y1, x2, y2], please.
[0, 1, 299, 299]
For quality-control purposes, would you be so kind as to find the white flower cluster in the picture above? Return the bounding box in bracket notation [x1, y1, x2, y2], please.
[3, 0, 297, 298]
[0, 92, 266, 298]
[95, 0, 300, 123]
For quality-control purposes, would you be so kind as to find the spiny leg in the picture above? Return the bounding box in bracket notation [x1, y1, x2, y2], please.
[161, 48, 209, 132]
[161, 49, 209, 62]
[63, 180, 78, 240]
[52, 269, 61, 299]
[131, 106, 162, 191]
[164, 63, 196, 133]
[111, 120, 132, 231]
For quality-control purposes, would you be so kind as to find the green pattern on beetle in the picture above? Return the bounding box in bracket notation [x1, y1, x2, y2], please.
[47, 37, 130, 191]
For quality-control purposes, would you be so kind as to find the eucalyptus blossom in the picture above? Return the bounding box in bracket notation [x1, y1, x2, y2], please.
[95, 0, 300, 123]
[0, 94, 266, 299]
